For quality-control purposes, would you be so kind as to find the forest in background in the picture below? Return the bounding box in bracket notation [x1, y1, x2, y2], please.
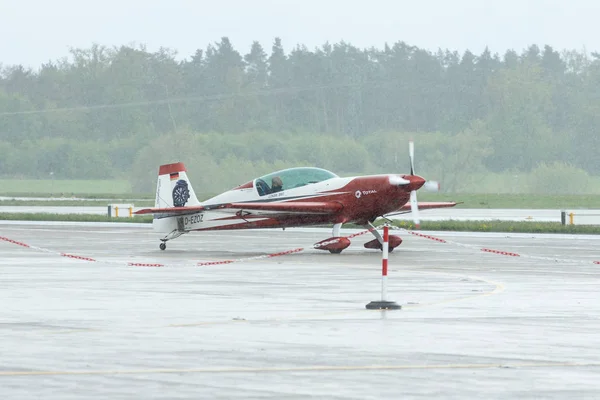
[1, 37, 600, 194]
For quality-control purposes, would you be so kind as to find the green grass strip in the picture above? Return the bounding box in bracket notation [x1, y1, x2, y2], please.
[381, 219, 600, 234]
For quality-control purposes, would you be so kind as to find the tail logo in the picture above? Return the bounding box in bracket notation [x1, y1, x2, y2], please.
[172, 180, 190, 207]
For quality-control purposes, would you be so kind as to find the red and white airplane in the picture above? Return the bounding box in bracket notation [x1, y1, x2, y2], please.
[135, 142, 457, 253]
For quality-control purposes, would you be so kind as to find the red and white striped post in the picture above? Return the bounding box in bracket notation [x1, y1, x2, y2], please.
[381, 224, 389, 301]
[366, 224, 401, 310]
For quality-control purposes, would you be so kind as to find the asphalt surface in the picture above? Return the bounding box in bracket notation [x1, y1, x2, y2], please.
[1, 222, 600, 399]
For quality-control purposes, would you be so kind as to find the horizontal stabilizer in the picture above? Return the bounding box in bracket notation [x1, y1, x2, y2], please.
[134, 205, 207, 215]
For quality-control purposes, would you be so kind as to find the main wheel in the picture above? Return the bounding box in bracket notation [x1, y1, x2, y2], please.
[159, 242, 166, 251]
[329, 248, 343, 254]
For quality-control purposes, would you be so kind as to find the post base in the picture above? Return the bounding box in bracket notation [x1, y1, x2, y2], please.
[365, 300, 401, 310]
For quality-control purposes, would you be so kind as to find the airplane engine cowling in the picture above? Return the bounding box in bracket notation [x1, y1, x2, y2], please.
[314, 237, 351, 253]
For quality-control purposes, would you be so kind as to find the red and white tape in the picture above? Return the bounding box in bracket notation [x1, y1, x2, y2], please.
[2, 226, 599, 267]
[394, 228, 600, 266]
[0, 227, 377, 268]
[0, 236, 30, 248]
[196, 228, 376, 266]
[480, 248, 520, 257]
[405, 231, 447, 243]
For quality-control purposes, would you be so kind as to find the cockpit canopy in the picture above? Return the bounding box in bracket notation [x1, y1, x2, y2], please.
[255, 167, 338, 196]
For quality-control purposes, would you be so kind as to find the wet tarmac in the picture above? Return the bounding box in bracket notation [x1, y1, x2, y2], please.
[1, 222, 600, 399]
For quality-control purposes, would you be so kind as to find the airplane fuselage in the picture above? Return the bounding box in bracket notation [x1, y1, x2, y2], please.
[177, 174, 423, 232]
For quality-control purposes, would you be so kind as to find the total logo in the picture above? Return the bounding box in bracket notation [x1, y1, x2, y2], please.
[355, 189, 377, 198]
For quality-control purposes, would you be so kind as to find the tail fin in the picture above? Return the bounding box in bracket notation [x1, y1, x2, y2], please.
[155, 162, 201, 208]
[152, 162, 200, 234]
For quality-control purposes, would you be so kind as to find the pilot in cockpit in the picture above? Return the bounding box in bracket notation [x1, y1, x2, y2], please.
[271, 176, 283, 193]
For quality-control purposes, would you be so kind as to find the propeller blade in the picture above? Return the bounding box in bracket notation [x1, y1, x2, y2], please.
[409, 140, 415, 176]
[423, 180, 440, 192]
[409, 190, 421, 229]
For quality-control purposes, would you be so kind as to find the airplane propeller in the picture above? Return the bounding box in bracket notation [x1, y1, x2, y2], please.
[407, 140, 439, 229]
[387, 141, 441, 228]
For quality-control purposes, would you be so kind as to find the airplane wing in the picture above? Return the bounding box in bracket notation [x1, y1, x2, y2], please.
[384, 201, 459, 217]
[399, 201, 458, 211]
[134, 201, 342, 216]
[227, 201, 343, 215]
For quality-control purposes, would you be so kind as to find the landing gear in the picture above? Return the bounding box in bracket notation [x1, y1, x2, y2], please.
[314, 223, 351, 254]
[157, 229, 186, 251]
[363, 221, 403, 252]
[332, 222, 342, 237]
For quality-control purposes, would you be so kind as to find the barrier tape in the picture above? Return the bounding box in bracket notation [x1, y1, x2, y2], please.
[2, 227, 598, 267]
[269, 248, 305, 258]
[196, 227, 376, 266]
[392, 226, 599, 266]
[0, 226, 376, 268]
[0, 236, 30, 248]
[127, 263, 164, 268]
[61, 253, 97, 262]
[405, 231, 447, 243]
[197, 260, 235, 266]
[481, 248, 520, 257]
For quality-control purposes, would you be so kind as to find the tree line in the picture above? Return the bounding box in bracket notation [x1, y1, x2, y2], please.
[1, 37, 599, 193]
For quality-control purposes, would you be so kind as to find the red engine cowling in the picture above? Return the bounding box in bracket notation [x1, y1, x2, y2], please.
[314, 237, 351, 253]
[363, 235, 403, 251]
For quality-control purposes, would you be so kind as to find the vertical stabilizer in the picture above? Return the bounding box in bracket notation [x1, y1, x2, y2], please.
[155, 162, 201, 208]
[153, 162, 200, 234]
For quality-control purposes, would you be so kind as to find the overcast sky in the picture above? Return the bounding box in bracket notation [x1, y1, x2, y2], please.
[1, 0, 599, 68]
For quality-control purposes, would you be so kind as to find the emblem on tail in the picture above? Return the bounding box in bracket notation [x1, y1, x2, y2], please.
[172, 179, 190, 207]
